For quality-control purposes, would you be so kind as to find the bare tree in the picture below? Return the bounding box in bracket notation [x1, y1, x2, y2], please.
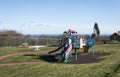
[0, 30, 23, 36]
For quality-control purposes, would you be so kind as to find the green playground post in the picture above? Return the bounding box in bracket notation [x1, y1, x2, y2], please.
[88, 48, 90, 55]
[75, 48, 77, 61]
[92, 46, 94, 56]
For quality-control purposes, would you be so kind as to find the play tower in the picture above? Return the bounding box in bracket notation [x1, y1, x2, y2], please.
[49, 29, 80, 62]
[49, 29, 94, 62]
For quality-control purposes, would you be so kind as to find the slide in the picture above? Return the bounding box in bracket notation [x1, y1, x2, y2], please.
[48, 44, 65, 54]
[48, 39, 68, 54]
[61, 39, 73, 62]
[49, 39, 73, 63]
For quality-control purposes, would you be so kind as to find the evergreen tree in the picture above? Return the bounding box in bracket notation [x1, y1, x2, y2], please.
[94, 22, 100, 36]
[91, 22, 100, 39]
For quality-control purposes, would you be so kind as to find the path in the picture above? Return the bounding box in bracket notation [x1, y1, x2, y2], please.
[0, 62, 48, 67]
[0, 54, 20, 60]
[0, 52, 36, 60]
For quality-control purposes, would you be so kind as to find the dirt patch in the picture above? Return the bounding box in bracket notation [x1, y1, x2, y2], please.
[0, 62, 48, 67]
[39, 52, 110, 64]
[0, 54, 19, 60]
[0, 52, 34, 60]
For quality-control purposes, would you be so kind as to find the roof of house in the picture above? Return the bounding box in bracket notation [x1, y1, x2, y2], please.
[110, 31, 120, 37]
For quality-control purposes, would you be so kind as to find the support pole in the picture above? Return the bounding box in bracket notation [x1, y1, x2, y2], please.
[75, 48, 77, 61]
[88, 48, 90, 55]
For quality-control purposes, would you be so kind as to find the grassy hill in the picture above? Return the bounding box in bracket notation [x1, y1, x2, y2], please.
[0, 43, 120, 77]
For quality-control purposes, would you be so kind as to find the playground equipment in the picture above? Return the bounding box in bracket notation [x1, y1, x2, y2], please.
[80, 37, 94, 55]
[49, 29, 80, 62]
[48, 29, 94, 63]
[29, 45, 46, 51]
[87, 38, 94, 55]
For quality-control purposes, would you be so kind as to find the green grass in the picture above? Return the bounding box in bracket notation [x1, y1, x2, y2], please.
[0, 63, 104, 77]
[0, 62, 119, 77]
[0, 43, 120, 77]
[0, 47, 56, 56]
[0, 47, 57, 63]
[0, 54, 42, 63]
[0, 47, 33, 56]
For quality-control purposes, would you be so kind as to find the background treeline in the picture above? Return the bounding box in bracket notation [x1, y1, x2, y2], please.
[0, 30, 111, 47]
[0, 30, 58, 47]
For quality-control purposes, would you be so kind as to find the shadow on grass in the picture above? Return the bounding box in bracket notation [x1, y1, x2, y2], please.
[39, 54, 60, 62]
[23, 54, 36, 56]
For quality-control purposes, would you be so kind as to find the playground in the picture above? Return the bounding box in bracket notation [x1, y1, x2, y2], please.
[0, 29, 120, 77]
[0, 43, 120, 77]
[43, 29, 98, 63]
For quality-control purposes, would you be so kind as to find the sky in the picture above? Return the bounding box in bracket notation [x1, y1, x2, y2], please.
[0, 0, 120, 34]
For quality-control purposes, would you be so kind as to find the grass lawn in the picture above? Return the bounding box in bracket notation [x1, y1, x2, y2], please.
[0, 43, 120, 77]
[0, 47, 33, 56]
[0, 46, 56, 56]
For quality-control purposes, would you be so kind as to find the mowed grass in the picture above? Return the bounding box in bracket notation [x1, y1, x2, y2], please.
[0, 47, 56, 63]
[0, 54, 41, 63]
[0, 43, 120, 77]
[0, 46, 56, 56]
[0, 47, 33, 56]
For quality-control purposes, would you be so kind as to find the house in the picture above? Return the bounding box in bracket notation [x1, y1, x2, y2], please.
[109, 31, 120, 41]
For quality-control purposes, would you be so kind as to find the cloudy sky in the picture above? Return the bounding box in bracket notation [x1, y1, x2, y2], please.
[0, 0, 120, 34]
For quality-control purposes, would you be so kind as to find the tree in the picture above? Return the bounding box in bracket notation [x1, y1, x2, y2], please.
[0, 30, 23, 36]
[0, 30, 24, 47]
[91, 22, 100, 39]
[94, 22, 100, 36]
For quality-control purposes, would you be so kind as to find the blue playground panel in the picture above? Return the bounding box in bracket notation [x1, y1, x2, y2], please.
[87, 39, 94, 47]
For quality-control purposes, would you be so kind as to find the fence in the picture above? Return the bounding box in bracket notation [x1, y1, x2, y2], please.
[0, 36, 58, 47]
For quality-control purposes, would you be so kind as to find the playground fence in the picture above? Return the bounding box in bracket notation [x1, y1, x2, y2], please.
[0, 36, 58, 47]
